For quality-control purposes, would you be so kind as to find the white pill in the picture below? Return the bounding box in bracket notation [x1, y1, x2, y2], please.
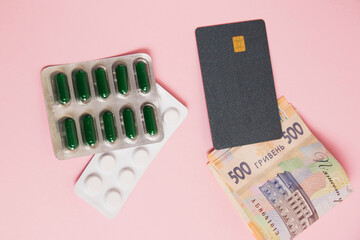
[132, 148, 149, 166]
[119, 169, 135, 186]
[98, 154, 116, 172]
[163, 108, 180, 125]
[105, 190, 122, 209]
[85, 175, 102, 194]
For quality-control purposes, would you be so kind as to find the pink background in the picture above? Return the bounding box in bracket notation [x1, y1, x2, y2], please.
[0, 0, 359, 239]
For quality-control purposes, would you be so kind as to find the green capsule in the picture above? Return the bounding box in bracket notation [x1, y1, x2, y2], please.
[143, 105, 158, 136]
[135, 61, 150, 93]
[102, 111, 117, 143]
[81, 114, 97, 146]
[122, 108, 137, 139]
[63, 118, 78, 150]
[115, 64, 129, 95]
[74, 70, 91, 102]
[94, 67, 110, 99]
[54, 73, 70, 104]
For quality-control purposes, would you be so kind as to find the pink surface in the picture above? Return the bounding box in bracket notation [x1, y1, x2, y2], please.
[0, 0, 359, 239]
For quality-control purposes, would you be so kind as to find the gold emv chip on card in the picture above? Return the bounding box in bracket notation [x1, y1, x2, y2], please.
[232, 35, 246, 52]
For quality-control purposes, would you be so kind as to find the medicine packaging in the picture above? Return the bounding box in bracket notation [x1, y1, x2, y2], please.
[41, 53, 164, 159]
[75, 84, 187, 218]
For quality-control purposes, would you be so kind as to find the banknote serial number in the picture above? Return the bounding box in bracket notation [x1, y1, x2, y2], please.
[228, 162, 252, 184]
[251, 199, 279, 236]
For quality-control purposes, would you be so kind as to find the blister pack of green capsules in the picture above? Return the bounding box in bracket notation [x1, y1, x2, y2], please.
[41, 53, 164, 160]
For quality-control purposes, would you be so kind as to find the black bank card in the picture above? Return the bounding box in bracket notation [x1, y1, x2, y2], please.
[195, 20, 282, 149]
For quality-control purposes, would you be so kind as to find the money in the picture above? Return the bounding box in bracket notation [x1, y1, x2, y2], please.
[207, 97, 351, 240]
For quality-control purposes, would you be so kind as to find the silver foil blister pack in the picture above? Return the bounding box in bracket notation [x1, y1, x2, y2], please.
[41, 53, 164, 160]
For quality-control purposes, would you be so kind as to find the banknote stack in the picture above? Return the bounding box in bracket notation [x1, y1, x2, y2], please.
[207, 97, 352, 240]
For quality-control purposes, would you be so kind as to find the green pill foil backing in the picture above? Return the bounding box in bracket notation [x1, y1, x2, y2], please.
[122, 108, 137, 139]
[74, 70, 91, 102]
[63, 118, 79, 150]
[135, 61, 150, 93]
[143, 105, 158, 136]
[103, 111, 117, 143]
[115, 64, 129, 95]
[81, 114, 97, 146]
[55, 73, 71, 104]
[94, 67, 110, 99]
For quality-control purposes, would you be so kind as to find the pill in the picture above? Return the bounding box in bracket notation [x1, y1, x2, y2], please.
[74, 69, 91, 102]
[102, 111, 117, 143]
[115, 64, 129, 95]
[132, 148, 149, 166]
[135, 61, 150, 93]
[122, 108, 137, 139]
[143, 105, 158, 136]
[94, 67, 110, 99]
[98, 154, 116, 172]
[54, 73, 70, 104]
[118, 169, 135, 186]
[82, 114, 97, 146]
[105, 190, 122, 209]
[85, 175, 102, 194]
[63, 118, 79, 150]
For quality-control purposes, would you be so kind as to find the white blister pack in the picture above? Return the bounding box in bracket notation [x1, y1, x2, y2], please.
[75, 84, 187, 218]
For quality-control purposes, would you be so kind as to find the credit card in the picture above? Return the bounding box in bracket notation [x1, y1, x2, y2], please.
[196, 20, 282, 149]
